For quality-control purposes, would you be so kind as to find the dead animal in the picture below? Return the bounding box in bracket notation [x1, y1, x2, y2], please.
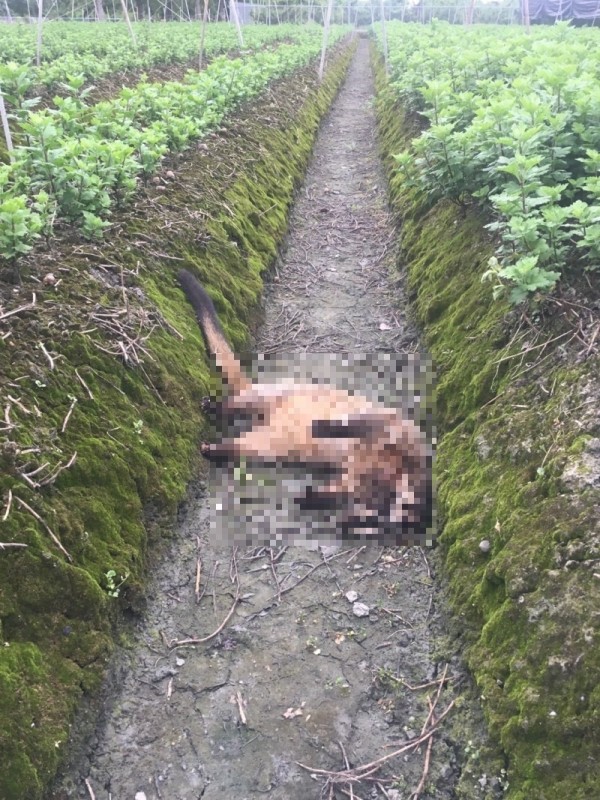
[178, 269, 432, 540]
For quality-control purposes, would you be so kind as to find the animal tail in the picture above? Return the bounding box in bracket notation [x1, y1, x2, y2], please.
[178, 269, 250, 393]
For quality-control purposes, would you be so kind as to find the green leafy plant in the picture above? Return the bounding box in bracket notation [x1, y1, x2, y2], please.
[104, 569, 129, 598]
[379, 20, 600, 303]
[0, 26, 349, 262]
[0, 195, 41, 276]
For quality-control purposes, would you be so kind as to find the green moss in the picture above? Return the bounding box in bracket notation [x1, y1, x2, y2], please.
[373, 45, 600, 800]
[0, 43, 355, 799]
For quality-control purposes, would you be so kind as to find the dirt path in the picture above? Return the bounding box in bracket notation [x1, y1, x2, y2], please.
[51, 40, 502, 800]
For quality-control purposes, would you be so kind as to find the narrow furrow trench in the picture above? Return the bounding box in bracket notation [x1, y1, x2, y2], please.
[51, 40, 502, 800]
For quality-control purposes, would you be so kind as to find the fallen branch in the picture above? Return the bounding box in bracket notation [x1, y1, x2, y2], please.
[235, 689, 247, 725]
[38, 452, 77, 487]
[0, 293, 37, 322]
[61, 397, 78, 433]
[171, 549, 240, 646]
[84, 777, 96, 800]
[298, 697, 456, 785]
[38, 341, 56, 370]
[20, 462, 50, 488]
[3, 402, 15, 431]
[7, 395, 32, 415]
[195, 552, 202, 603]
[411, 697, 435, 799]
[75, 368, 95, 400]
[270, 548, 349, 602]
[0, 542, 28, 549]
[2, 489, 13, 521]
[14, 496, 72, 562]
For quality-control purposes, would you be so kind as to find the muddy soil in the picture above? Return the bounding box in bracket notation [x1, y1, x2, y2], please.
[49, 40, 503, 800]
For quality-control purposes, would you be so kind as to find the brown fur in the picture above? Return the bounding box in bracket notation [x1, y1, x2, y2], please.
[178, 269, 432, 536]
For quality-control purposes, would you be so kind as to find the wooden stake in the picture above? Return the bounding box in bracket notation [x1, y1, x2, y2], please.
[0, 88, 14, 160]
[229, 0, 244, 46]
[120, 0, 137, 45]
[318, 0, 333, 82]
[198, 0, 209, 69]
[522, 0, 531, 31]
[379, 0, 389, 75]
[36, 0, 44, 68]
[464, 0, 476, 25]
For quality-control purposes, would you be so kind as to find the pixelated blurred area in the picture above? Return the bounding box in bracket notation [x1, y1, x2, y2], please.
[206, 353, 436, 548]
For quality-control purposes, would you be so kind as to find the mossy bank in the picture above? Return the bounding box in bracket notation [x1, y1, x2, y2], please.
[0, 40, 355, 800]
[373, 48, 600, 800]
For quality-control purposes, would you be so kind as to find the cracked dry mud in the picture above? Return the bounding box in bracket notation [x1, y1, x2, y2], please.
[50, 41, 502, 800]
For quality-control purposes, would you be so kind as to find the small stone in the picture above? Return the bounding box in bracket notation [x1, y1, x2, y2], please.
[549, 710, 557, 717]
[476, 435, 491, 459]
[345, 590, 359, 603]
[165, 170, 175, 179]
[151, 176, 161, 184]
[352, 602, 370, 618]
[479, 539, 491, 553]
[135, 793, 147, 800]
[153, 665, 177, 682]
[175, 657, 185, 667]
[43, 272, 56, 286]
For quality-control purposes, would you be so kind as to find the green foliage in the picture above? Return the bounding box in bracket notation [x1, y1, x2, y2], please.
[0, 21, 321, 90]
[374, 51, 600, 800]
[0, 39, 354, 799]
[0, 194, 41, 261]
[376, 21, 600, 303]
[0, 26, 349, 268]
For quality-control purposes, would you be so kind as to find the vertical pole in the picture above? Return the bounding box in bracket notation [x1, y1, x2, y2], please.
[120, 0, 137, 44]
[0, 88, 14, 161]
[36, 0, 43, 67]
[380, 0, 388, 74]
[199, 0, 209, 68]
[318, 0, 333, 82]
[522, 0, 531, 31]
[230, 0, 244, 44]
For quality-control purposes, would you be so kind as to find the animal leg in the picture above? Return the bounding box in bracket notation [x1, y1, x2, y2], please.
[296, 479, 349, 511]
[201, 428, 303, 466]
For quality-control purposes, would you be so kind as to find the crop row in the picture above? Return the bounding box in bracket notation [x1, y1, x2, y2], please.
[0, 22, 311, 90]
[0, 28, 348, 265]
[376, 21, 600, 302]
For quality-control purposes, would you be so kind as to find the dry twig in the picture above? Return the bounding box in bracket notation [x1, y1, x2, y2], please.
[38, 452, 77, 487]
[14, 496, 72, 561]
[195, 549, 202, 604]
[38, 342, 56, 370]
[2, 489, 13, 521]
[0, 294, 37, 322]
[61, 397, 78, 433]
[171, 549, 240, 646]
[75, 368, 94, 400]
